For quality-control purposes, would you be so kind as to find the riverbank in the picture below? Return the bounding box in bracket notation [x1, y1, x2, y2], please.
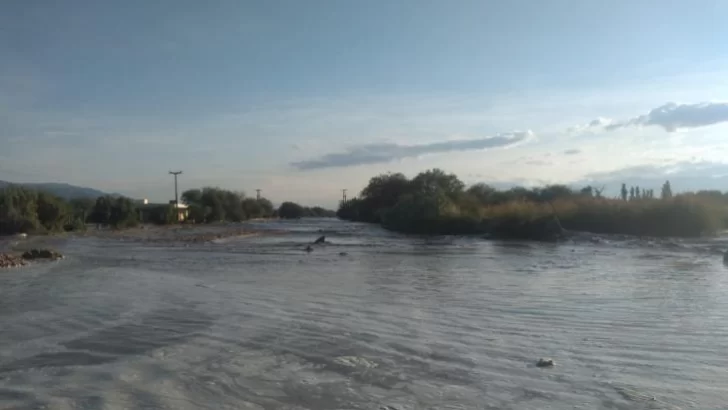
[375, 197, 725, 240]
[0, 223, 283, 268]
[76, 223, 284, 244]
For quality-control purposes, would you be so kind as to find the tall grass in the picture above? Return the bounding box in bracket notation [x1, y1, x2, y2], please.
[339, 169, 728, 239]
[483, 196, 727, 238]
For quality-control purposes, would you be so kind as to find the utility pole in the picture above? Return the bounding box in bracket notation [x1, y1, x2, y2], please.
[342, 189, 347, 204]
[169, 171, 182, 208]
[256, 189, 261, 201]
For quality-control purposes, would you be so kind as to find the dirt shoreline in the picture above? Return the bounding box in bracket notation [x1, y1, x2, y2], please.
[76, 223, 283, 244]
[1, 223, 282, 252]
[1, 223, 281, 268]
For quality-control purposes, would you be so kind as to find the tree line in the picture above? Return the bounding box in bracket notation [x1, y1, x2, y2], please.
[618, 181, 672, 201]
[337, 169, 728, 238]
[0, 185, 150, 234]
[0, 184, 335, 235]
[180, 187, 335, 222]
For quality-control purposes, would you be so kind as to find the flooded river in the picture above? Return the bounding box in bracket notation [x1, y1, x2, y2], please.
[1, 219, 728, 409]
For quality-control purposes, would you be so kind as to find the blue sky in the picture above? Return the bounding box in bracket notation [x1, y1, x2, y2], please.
[2, 1, 728, 206]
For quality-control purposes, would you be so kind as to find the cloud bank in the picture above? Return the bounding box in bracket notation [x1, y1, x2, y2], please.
[604, 102, 728, 132]
[291, 131, 534, 170]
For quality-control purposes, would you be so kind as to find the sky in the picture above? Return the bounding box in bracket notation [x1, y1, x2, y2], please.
[2, 1, 728, 207]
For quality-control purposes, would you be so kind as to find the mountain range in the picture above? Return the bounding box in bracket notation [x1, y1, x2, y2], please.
[0, 181, 114, 200]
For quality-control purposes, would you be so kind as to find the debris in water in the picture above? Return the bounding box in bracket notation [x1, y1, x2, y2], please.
[536, 358, 554, 367]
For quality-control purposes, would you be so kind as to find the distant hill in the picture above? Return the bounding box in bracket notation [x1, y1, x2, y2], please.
[0, 181, 112, 200]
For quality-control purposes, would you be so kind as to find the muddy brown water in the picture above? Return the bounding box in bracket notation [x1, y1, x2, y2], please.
[1, 219, 727, 409]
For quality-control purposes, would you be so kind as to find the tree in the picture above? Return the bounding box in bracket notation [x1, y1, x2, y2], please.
[579, 186, 594, 197]
[37, 192, 70, 231]
[70, 197, 95, 223]
[304, 206, 336, 217]
[361, 173, 411, 206]
[467, 183, 497, 204]
[536, 185, 574, 202]
[337, 197, 362, 220]
[108, 197, 138, 228]
[257, 198, 274, 217]
[382, 189, 458, 233]
[242, 197, 264, 219]
[635, 186, 641, 199]
[411, 169, 464, 198]
[181, 189, 203, 205]
[278, 201, 304, 219]
[0, 186, 40, 234]
[89, 196, 138, 228]
[621, 183, 628, 201]
[661, 180, 673, 200]
[629, 187, 635, 201]
[89, 196, 113, 225]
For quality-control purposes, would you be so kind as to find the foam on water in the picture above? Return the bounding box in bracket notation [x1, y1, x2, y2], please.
[1, 219, 728, 409]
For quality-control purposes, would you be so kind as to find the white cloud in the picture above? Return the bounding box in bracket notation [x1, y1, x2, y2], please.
[604, 102, 728, 132]
[291, 131, 535, 170]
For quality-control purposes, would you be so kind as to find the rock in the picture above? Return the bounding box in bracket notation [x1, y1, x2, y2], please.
[536, 358, 554, 368]
[0, 253, 27, 269]
[313, 235, 326, 244]
[21, 249, 64, 261]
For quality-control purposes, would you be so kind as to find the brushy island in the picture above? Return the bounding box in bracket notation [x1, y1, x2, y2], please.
[337, 169, 728, 240]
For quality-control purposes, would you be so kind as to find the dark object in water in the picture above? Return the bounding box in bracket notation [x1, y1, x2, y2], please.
[723, 251, 728, 264]
[314, 235, 326, 244]
[305, 245, 313, 252]
[21, 249, 64, 260]
[536, 358, 554, 367]
[339, 252, 348, 256]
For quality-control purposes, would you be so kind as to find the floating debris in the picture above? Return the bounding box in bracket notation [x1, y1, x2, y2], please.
[536, 358, 554, 368]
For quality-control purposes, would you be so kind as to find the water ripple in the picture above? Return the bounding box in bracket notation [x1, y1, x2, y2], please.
[1, 220, 728, 409]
